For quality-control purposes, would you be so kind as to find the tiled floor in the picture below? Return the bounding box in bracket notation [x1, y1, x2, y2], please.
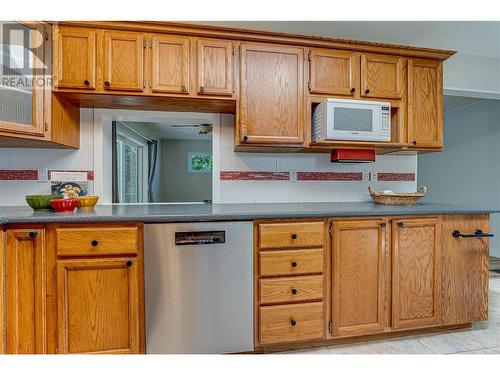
[290, 277, 500, 354]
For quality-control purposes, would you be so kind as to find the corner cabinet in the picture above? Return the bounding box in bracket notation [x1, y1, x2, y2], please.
[238, 43, 305, 146]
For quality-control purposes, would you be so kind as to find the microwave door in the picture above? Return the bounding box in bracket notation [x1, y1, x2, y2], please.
[330, 105, 375, 141]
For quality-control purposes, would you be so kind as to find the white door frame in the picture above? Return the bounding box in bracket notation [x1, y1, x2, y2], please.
[93, 108, 221, 204]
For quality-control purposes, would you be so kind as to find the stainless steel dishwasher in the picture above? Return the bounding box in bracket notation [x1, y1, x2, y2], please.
[144, 222, 254, 354]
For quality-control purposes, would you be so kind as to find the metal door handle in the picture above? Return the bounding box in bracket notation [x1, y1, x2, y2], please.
[452, 230, 494, 238]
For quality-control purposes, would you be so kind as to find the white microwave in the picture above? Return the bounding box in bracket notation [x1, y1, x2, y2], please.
[312, 98, 391, 142]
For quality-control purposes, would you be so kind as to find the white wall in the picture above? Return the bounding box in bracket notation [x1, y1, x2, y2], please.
[418, 99, 500, 256]
[0, 108, 95, 205]
[215, 114, 417, 203]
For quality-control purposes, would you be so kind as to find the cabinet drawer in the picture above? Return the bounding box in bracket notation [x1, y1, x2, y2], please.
[56, 227, 139, 256]
[259, 222, 324, 249]
[260, 249, 324, 277]
[260, 275, 324, 304]
[259, 302, 324, 344]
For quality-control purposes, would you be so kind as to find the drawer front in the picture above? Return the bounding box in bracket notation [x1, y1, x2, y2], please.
[259, 302, 324, 344]
[260, 275, 324, 304]
[56, 227, 139, 256]
[259, 222, 324, 249]
[260, 249, 324, 277]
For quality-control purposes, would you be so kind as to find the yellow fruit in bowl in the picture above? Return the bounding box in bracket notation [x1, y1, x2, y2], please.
[75, 196, 99, 210]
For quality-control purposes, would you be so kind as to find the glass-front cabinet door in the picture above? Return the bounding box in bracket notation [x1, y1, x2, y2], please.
[0, 22, 47, 137]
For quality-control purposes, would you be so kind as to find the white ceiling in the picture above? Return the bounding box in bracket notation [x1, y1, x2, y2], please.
[122, 120, 213, 141]
[192, 21, 500, 59]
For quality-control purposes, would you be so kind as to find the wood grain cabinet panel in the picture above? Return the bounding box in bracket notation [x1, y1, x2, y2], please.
[259, 222, 324, 249]
[392, 217, 442, 329]
[103, 31, 144, 92]
[239, 43, 304, 145]
[151, 34, 190, 94]
[260, 249, 324, 277]
[361, 53, 404, 99]
[331, 220, 387, 337]
[57, 257, 140, 354]
[54, 27, 96, 90]
[197, 39, 233, 96]
[442, 215, 490, 325]
[407, 59, 443, 148]
[259, 275, 323, 305]
[259, 302, 324, 344]
[5, 229, 47, 354]
[308, 49, 359, 96]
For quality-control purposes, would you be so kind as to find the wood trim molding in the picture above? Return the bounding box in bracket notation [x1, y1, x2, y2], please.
[52, 21, 456, 61]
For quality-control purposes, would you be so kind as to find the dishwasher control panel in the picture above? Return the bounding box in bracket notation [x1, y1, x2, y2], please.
[175, 231, 226, 245]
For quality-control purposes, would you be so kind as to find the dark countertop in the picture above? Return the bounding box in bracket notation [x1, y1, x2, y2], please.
[0, 202, 498, 225]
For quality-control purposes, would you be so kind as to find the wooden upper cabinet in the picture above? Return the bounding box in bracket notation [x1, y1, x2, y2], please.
[407, 59, 443, 148]
[103, 31, 144, 92]
[5, 229, 47, 354]
[392, 217, 442, 330]
[239, 43, 304, 145]
[331, 220, 386, 337]
[308, 49, 359, 96]
[151, 34, 190, 94]
[197, 39, 233, 96]
[361, 54, 404, 99]
[442, 215, 490, 325]
[54, 27, 96, 90]
[57, 257, 140, 354]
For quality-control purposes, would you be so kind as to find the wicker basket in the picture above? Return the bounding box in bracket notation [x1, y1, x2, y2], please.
[369, 186, 427, 206]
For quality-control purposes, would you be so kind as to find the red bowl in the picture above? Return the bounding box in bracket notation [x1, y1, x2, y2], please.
[50, 198, 79, 212]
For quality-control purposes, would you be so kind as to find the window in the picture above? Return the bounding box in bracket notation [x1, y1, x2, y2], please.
[115, 125, 149, 203]
[187, 152, 212, 173]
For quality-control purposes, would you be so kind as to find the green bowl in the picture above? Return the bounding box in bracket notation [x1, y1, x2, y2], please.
[26, 195, 63, 212]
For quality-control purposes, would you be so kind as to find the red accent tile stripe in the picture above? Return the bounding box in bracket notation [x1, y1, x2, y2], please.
[48, 170, 94, 181]
[297, 172, 363, 181]
[0, 169, 38, 180]
[376, 172, 415, 182]
[220, 171, 289, 181]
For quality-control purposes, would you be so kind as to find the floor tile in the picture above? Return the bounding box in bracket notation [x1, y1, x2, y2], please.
[459, 346, 500, 354]
[325, 338, 433, 354]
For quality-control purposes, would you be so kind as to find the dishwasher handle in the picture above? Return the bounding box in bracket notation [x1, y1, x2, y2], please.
[175, 230, 226, 245]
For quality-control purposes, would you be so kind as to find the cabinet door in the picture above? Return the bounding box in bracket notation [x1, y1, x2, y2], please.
[361, 54, 404, 99]
[57, 257, 141, 354]
[239, 43, 304, 145]
[151, 34, 190, 94]
[5, 229, 46, 354]
[103, 31, 144, 92]
[442, 215, 490, 325]
[0, 22, 45, 137]
[308, 49, 359, 96]
[331, 220, 386, 337]
[392, 217, 442, 329]
[197, 39, 233, 96]
[407, 59, 443, 148]
[54, 27, 96, 90]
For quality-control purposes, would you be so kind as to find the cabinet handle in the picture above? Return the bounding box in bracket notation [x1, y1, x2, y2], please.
[291, 288, 298, 295]
[291, 233, 298, 240]
[181, 85, 186, 92]
[290, 319, 297, 326]
[29, 231, 38, 239]
[199, 86, 205, 93]
[364, 89, 370, 94]
[91, 240, 99, 247]
[243, 135, 248, 142]
[452, 230, 494, 239]
[380, 223, 386, 228]
[350, 88, 356, 93]
[84, 80, 90, 86]
[104, 81, 110, 87]
[397, 222, 404, 228]
[291, 261, 298, 268]
[412, 140, 417, 145]
[126, 260, 133, 267]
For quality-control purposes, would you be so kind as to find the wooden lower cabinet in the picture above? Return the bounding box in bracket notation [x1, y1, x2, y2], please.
[4, 229, 47, 354]
[392, 217, 442, 329]
[331, 219, 387, 337]
[56, 257, 141, 354]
